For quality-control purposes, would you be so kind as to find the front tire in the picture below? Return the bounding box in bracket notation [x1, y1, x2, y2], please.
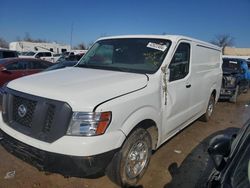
[106, 128, 152, 187]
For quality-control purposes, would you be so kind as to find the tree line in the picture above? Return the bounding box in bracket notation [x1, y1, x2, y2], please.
[0, 33, 87, 50]
[0, 34, 235, 53]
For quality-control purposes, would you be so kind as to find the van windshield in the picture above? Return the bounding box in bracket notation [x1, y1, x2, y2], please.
[77, 38, 171, 74]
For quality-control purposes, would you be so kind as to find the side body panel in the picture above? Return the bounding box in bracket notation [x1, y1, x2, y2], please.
[190, 43, 222, 108]
[160, 40, 222, 145]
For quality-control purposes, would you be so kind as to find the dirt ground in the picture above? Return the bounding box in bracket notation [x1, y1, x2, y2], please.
[1, 93, 250, 188]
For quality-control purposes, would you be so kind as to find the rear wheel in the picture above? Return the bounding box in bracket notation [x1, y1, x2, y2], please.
[106, 128, 152, 187]
[200, 94, 215, 122]
[229, 85, 239, 103]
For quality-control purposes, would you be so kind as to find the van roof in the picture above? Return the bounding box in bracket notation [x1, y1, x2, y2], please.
[98, 34, 221, 51]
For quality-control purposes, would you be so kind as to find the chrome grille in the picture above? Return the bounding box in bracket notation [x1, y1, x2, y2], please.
[3, 89, 72, 143]
[43, 104, 55, 132]
[13, 95, 37, 128]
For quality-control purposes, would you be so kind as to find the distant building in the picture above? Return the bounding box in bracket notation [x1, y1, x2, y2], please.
[224, 47, 250, 59]
[9, 41, 71, 53]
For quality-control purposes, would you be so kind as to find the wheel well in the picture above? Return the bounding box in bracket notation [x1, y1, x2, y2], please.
[132, 119, 158, 150]
[212, 89, 216, 99]
[212, 89, 216, 100]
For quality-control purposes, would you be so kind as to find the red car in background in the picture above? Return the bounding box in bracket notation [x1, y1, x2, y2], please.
[0, 58, 53, 86]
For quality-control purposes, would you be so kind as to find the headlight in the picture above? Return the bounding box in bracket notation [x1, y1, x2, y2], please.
[225, 76, 236, 87]
[66, 111, 111, 136]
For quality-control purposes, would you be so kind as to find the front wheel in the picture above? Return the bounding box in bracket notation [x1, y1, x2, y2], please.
[106, 128, 152, 187]
[200, 94, 215, 122]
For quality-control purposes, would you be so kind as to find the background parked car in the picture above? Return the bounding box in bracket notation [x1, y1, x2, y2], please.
[19, 51, 59, 62]
[220, 58, 249, 102]
[246, 58, 250, 70]
[56, 52, 85, 63]
[0, 49, 18, 59]
[0, 57, 53, 86]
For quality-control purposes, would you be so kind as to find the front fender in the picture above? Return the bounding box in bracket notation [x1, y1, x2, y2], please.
[119, 106, 161, 143]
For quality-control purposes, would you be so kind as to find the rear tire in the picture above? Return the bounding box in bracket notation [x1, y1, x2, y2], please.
[200, 94, 215, 122]
[229, 85, 239, 103]
[106, 128, 152, 187]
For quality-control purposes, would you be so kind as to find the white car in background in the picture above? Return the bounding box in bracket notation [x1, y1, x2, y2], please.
[19, 51, 59, 63]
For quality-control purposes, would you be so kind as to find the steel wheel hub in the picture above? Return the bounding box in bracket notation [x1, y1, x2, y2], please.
[125, 140, 149, 179]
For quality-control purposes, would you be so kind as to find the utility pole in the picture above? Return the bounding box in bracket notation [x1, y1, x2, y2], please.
[70, 22, 74, 50]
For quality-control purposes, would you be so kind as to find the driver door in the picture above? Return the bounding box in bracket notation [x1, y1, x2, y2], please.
[162, 41, 193, 139]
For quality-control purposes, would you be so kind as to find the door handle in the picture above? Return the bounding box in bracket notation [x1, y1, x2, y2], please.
[186, 84, 191, 88]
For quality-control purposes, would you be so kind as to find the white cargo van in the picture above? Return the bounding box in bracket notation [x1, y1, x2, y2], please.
[0, 35, 222, 186]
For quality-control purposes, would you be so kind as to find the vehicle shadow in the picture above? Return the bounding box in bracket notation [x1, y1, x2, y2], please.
[164, 127, 239, 188]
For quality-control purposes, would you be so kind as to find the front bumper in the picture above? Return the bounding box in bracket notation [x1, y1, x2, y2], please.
[219, 88, 236, 99]
[0, 129, 117, 178]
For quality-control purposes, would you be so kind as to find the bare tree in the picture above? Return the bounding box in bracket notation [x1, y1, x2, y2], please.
[87, 41, 94, 49]
[23, 32, 47, 43]
[16, 36, 21, 41]
[23, 32, 33, 42]
[0, 37, 8, 48]
[211, 34, 234, 54]
[73, 42, 86, 50]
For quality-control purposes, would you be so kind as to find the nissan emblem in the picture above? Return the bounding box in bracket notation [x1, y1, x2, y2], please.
[18, 104, 27, 118]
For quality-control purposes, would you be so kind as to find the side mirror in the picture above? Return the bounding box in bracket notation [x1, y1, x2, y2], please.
[208, 134, 232, 171]
[1, 67, 7, 71]
[168, 64, 175, 82]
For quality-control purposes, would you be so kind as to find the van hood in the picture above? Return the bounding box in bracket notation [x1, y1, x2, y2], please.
[7, 67, 148, 111]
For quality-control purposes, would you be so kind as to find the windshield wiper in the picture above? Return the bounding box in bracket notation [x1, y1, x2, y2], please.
[77, 64, 130, 72]
[77, 64, 91, 68]
[76, 64, 150, 74]
[76, 64, 104, 69]
[108, 67, 131, 72]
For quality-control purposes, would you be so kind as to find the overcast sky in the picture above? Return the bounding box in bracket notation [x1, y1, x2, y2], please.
[1, 0, 250, 47]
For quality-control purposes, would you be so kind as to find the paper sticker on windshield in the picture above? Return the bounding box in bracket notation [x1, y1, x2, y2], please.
[147, 42, 167, 52]
[229, 61, 237, 64]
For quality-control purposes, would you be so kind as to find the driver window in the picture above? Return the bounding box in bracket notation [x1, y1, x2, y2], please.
[169, 42, 190, 82]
